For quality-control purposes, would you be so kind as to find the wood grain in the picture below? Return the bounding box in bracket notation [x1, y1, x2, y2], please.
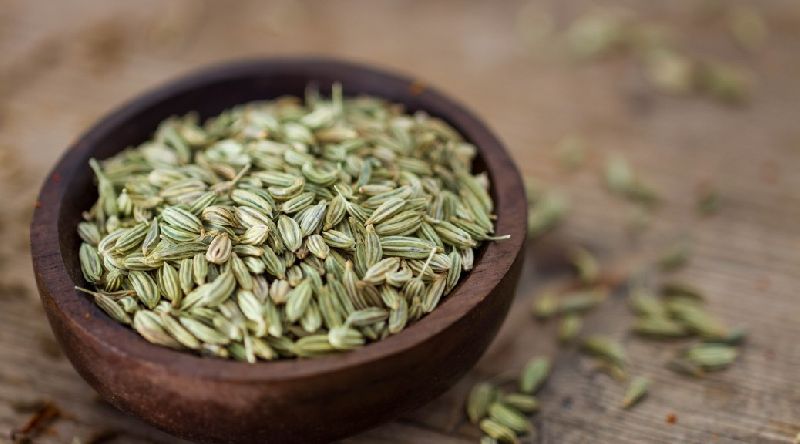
[3, 0, 800, 443]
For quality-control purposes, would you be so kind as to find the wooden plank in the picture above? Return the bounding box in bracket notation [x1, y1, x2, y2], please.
[1, 0, 800, 442]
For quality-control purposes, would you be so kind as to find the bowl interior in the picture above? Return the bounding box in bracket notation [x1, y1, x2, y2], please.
[42, 58, 525, 380]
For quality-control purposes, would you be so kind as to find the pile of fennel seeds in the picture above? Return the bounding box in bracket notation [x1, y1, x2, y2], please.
[76, 84, 506, 362]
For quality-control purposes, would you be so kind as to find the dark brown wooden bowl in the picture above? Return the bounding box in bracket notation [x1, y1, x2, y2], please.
[30, 58, 527, 444]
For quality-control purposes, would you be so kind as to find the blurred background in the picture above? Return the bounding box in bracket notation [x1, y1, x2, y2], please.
[2, 1, 800, 443]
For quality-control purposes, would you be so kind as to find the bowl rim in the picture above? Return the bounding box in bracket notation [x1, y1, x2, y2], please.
[31, 57, 526, 382]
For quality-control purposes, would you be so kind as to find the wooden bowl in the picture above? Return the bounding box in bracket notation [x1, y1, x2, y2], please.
[30, 58, 527, 444]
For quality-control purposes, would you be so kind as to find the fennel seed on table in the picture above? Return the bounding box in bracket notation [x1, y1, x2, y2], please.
[76, 84, 506, 362]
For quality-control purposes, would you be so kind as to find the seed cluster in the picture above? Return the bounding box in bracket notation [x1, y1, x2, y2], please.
[466, 357, 548, 443]
[77, 85, 503, 362]
[467, 155, 741, 441]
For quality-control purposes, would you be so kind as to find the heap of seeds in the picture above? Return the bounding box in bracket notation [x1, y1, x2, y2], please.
[76, 84, 505, 362]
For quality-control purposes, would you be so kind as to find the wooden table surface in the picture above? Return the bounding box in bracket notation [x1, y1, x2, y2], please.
[2, 1, 799, 443]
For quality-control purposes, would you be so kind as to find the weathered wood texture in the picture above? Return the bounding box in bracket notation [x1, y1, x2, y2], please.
[2, 1, 800, 443]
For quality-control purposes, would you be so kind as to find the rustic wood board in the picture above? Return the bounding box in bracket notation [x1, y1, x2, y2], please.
[1, 1, 799, 443]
